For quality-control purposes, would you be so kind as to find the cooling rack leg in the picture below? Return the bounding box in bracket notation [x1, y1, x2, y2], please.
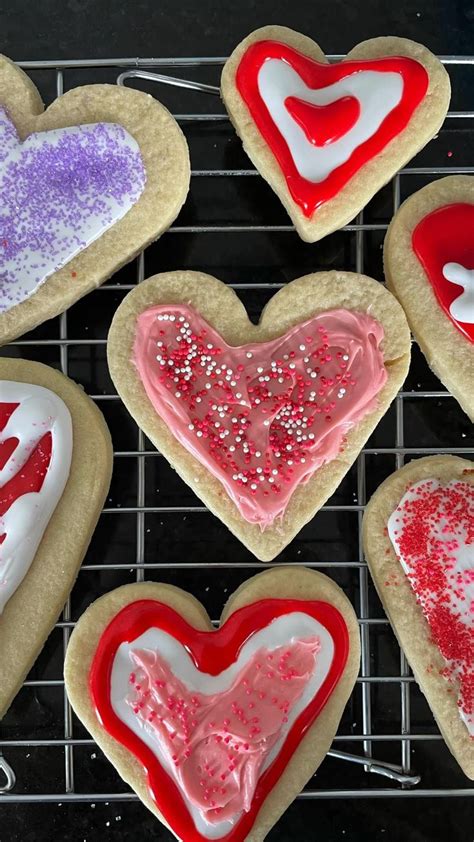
[136, 252, 146, 584]
[60, 291, 75, 793]
[357, 455, 373, 768]
[396, 392, 412, 777]
[393, 175, 412, 779]
[355, 210, 373, 768]
[60, 308, 75, 793]
[55, 67, 75, 795]
[0, 755, 16, 793]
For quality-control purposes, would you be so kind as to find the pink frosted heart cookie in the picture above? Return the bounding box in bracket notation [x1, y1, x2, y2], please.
[107, 269, 411, 560]
[221, 26, 450, 242]
[363, 455, 474, 779]
[0, 357, 112, 718]
[0, 54, 190, 345]
[65, 567, 360, 841]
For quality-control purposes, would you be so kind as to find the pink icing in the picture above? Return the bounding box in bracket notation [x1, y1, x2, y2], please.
[126, 637, 320, 823]
[133, 305, 387, 527]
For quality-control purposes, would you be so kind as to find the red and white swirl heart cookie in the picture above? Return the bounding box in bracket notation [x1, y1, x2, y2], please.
[384, 176, 474, 420]
[0, 55, 190, 345]
[107, 269, 410, 560]
[65, 567, 360, 841]
[0, 358, 112, 718]
[221, 26, 450, 242]
[363, 456, 474, 779]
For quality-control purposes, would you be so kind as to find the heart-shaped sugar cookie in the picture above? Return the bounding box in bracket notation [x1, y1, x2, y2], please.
[107, 270, 411, 560]
[64, 567, 360, 841]
[0, 55, 190, 345]
[363, 455, 474, 779]
[0, 358, 112, 718]
[221, 26, 450, 242]
[384, 175, 474, 421]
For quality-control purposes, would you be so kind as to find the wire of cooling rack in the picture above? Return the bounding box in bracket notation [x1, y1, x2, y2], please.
[0, 55, 473, 813]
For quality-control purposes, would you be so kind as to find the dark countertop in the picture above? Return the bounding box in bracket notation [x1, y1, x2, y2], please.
[1, 2, 474, 841]
[2, 0, 474, 58]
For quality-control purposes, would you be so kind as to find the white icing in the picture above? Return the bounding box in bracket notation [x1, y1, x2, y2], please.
[257, 60, 403, 182]
[442, 262, 474, 324]
[110, 612, 334, 839]
[0, 381, 72, 613]
[388, 479, 474, 736]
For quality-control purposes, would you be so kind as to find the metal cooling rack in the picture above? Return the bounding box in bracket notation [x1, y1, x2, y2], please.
[0, 54, 473, 821]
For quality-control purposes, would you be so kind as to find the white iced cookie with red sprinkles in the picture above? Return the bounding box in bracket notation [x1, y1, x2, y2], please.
[363, 455, 474, 779]
[221, 26, 450, 242]
[0, 357, 113, 719]
[64, 567, 360, 842]
[107, 269, 410, 560]
[0, 54, 190, 346]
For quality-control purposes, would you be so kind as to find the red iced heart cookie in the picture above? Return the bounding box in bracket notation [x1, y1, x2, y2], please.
[363, 456, 474, 779]
[0, 381, 71, 614]
[221, 26, 450, 242]
[107, 269, 411, 560]
[235, 41, 427, 217]
[91, 598, 346, 841]
[65, 568, 361, 841]
[0, 358, 112, 719]
[384, 176, 474, 421]
[412, 203, 474, 343]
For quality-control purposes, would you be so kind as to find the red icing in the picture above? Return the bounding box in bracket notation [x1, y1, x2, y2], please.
[412, 203, 474, 343]
[0, 402, 19, 471]
[235, 40, 428, 217]
[0, 436, 18, 472]
[390, 480, 474, 728]
[285, 95, 360, 147]
[90, 598, 349, 842]
[0, 403, 18, 431]
[0, 402, 52, 543]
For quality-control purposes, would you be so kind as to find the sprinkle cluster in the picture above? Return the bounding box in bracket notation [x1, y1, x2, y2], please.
[0, 107, 146, 311]
[127, 637, 320, 821]
[389, 479, 474, 732]
[141, 306, 386, 525]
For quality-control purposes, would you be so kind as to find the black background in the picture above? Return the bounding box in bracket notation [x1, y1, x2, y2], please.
[1, 0, 474, 59]
[1, 1, 474, 840]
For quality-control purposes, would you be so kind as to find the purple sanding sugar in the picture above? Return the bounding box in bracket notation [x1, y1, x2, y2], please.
[0, 113, 17, 165]
[0, 107, 146, 311]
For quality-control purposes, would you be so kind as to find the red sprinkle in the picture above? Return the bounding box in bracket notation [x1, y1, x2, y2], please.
[390, 479, 474, 730]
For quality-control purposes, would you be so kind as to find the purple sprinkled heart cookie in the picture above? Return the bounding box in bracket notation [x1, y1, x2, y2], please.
[0, 54, 190, 344]
[0, 108, 146, 311]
